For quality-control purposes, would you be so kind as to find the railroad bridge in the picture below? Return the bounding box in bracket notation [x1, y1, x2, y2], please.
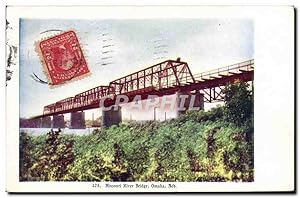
[22, 58, 254, 129]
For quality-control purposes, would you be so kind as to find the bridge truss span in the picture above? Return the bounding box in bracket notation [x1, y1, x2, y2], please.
[37, 58, 254, 118]
[108, 59, 195, 95]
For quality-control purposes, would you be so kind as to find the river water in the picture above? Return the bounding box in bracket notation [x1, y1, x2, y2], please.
[20, 127, 100, 136]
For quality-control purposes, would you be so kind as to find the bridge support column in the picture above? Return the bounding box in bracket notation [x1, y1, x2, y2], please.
[176, 91, 204, 117]
[70, 111, 86, 129]
[53, 114, 65, 129]
[102, 105, 122, 128]
[41, 116, 52, 128]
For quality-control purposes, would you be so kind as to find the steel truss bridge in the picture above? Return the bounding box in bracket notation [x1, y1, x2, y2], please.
[34, 58, 254, 119]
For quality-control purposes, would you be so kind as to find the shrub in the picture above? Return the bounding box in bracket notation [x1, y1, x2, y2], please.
[28, 129, 75, 181]
[19, 131, 34, 181]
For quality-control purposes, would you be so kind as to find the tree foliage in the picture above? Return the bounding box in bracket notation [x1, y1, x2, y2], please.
[223, 80, 253, 126]
[27, 129, 75, 181]
[19, 132, 34, 181]
[19, 81, 254, 182]
[20, 110, 253, 182]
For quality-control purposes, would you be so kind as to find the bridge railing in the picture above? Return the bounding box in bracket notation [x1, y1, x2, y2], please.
[159, 59, 254, 87]
[193, 59, 254, 80]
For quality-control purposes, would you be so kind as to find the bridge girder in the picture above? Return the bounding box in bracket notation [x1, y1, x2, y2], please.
[35, 59, 254, 119]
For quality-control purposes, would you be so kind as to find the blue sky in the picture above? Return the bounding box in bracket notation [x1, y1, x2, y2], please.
[20, 18, 253, 120]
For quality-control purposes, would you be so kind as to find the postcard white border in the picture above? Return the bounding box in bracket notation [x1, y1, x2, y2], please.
[6, 6, 295, 192]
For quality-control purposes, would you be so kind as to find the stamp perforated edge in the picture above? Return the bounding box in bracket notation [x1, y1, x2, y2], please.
[34, 29, 91, 89]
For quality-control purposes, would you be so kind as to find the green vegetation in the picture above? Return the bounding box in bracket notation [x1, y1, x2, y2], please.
[85, 116, 101, 128]
[19, 80, 253, 182]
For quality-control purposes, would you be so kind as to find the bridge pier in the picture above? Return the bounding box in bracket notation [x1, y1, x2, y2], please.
[70, 111, 86, 129]
[41, 116, 52, 128]
[176, 90, 204, 117]
[102, 105, 122, 128]
[53, 114, 65, 129]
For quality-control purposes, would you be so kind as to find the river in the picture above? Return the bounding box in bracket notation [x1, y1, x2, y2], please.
[20, 127, 100, 136]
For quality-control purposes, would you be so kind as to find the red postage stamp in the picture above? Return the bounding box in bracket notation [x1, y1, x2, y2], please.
[36, 30, 90, 87]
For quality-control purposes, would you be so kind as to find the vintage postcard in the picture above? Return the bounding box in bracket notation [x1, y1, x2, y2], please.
[5, 6, 295, 193]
